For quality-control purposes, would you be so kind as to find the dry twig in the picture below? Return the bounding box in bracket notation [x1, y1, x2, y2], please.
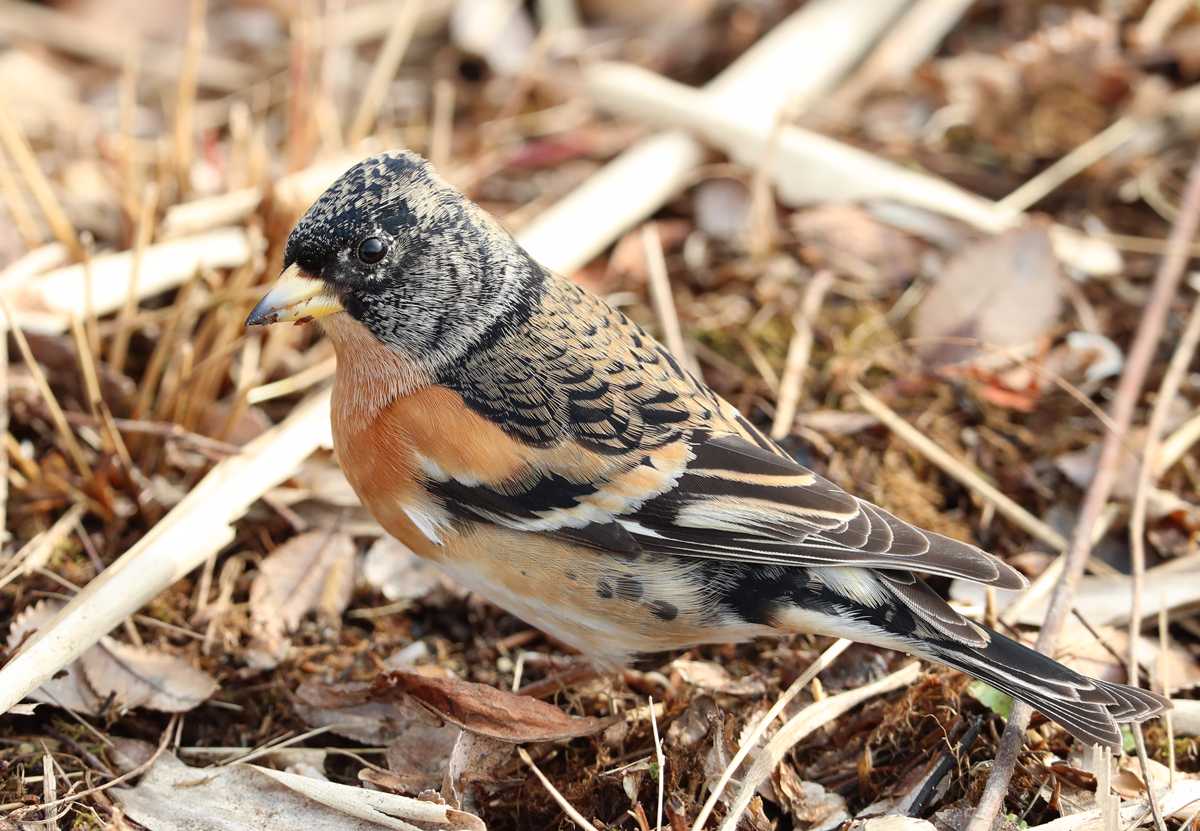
[770, 270, 833, 440]
[641, 222, 697, 375]
[691, 638, 851, 831]
[518, 747, 598, 831]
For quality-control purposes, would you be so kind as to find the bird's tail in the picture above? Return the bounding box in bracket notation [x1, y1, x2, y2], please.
[918, 627, 1169, 750]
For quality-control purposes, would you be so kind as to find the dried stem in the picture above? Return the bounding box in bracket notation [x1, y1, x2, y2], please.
[641, 222, 697, 375]
[518, 747, 598, 831]
[852, 381, 1067, 554]
[1128, 288, 1200, 686]
[0, 299, 89, 479]
[0, 103, 82, 259]
[691, 638, 850, 831]
[770, 270, 833, 440]
[0, 146, 42, 247]
[174, 0, 207, 196]
[108, 183, 159, 375]
[347, 0, 421, 145]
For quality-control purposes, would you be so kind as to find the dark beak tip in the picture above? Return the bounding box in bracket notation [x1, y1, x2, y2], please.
[245, 298, 274, 327]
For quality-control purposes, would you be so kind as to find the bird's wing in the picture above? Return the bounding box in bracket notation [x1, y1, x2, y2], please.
[621, 431, 1026, 588]
[429, 274, 1023, 588]
[422, 418, 1026, 590]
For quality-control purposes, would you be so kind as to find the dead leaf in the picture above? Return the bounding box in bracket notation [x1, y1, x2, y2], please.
[197, 400, 272, 445]
[7, 600, 217, 714]
[384, 722, 463, 794]
[6, 600, 102, 713]
[110, 750, 484, 831]
[914, 226, 1063, 367]
[1054, 620, 1200, 694]
[363, 537, 448, 602]
[694, 178, 751, 241]
[290, 457, 362, 507]
[951, 563, 1200, 631]
[81, 637, 218, 713]
[374, 671, 616, 743]
[294, 680, 452, 745]
[672, 659, 766, 696]
[768, 763, 848, 828]
[445, 730, 514, 810]
[667, 695, 719, 749]
[250, 530, 357, 657]
[792, 203, 921, 288]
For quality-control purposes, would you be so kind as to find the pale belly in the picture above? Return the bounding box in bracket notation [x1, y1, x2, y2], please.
[425, 523, 780, 665]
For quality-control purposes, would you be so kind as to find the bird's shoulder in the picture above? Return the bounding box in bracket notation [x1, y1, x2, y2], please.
[439, 274, 749, 454]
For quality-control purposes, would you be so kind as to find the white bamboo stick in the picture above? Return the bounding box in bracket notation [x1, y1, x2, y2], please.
[583, 60, 1122, 275]
[5, 228, 253, 333]
[519, 0, 909, 275]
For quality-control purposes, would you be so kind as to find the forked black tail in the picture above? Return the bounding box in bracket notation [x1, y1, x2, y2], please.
[925, 627, 1169, 749]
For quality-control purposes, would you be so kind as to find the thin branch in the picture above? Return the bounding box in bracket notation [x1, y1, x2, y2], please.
[851, 381, 1067, 553]
[13, 716, 175, 818]
[641, 222, 697, 374]
[648, 696, 665, 831]
[347, 0, 421, 145]
[1128, 288, 1200, 687]
[0, 298, 90, 479]
[0, 101, 82, 259]
[771, 270, 833, 440]
[518, 747, 598, 831]
[691, 638, 851, 831]
[968, 147, 1200, 831]
[719, 662, 921, 831]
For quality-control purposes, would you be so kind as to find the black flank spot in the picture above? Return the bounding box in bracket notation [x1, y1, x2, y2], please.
[648, 600, 678, 621]
[614, 576, 643, 601]
[597, 579, 614, 599]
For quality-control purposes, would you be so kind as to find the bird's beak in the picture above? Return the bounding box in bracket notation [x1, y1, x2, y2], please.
[245, 263, 343, 326]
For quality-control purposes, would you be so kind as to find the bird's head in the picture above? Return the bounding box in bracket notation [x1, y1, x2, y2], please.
[247, 150, 536, 373]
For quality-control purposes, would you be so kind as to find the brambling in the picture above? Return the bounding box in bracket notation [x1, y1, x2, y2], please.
[248, 151, 1167, 749]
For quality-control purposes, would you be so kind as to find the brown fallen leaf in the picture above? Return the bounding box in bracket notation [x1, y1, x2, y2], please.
[363, 537, 449, 603]
[373, 671, 617, 743]
[7, 600, 217, 714]
[792, 203, 922, 289]
[81, 638, 218, 713]
[196, 400, 272, 445]
[672, 659, 766, 696]
[250, 530, 357, 661]
[6, 600, 102, 713]
[445, 730, 514, 811]
[1054, 620, 1200, 694]
[769, 763, 848, 828]
[913, 226, 1063, 368]
[293, 680, 454, 746]
[108, 749, 484, 831]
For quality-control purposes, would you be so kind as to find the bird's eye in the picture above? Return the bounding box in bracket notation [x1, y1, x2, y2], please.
[356, 237, 388, 264]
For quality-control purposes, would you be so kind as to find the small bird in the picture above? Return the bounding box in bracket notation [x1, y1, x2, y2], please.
[248, 150, 1167, 749]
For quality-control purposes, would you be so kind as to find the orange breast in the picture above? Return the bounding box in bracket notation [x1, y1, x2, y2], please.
[331, 377, 531, 557]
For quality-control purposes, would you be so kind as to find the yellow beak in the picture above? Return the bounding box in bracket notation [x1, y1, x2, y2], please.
[245, 263, 344, 326]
